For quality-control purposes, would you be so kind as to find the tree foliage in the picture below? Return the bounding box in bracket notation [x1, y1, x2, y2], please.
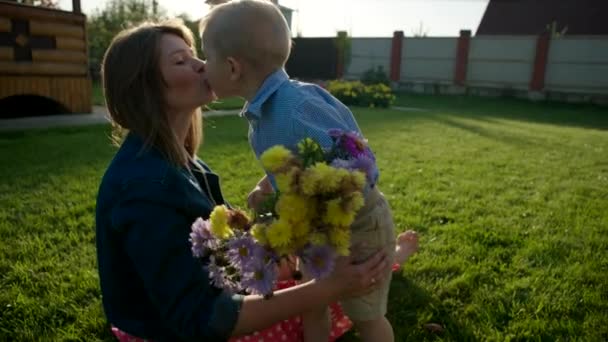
[86, 0, 167, 79]
[86, 0, 205, 80]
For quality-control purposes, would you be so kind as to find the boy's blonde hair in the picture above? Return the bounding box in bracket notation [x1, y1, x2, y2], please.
[200, 0, 291, 71]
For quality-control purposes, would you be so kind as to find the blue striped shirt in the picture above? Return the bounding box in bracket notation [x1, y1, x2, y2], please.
[242, 69, 378, 187]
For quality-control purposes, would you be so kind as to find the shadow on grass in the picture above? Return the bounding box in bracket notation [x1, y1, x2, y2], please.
[427, 114, 572, 151]
[352, 106, 437, 132]
[390, 275, 477, 341]
[339, 274, 477, 341]
[394, 93, 608, 131]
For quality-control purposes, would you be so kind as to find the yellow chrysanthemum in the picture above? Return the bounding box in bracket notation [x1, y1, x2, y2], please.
[299, 168, 321, 196]
[317, 167, 342, 194]
[274, 244, 294, 257]
[209, 205, 233, 239]
[266, 219, 293, 248]
[345, 192, 365, 213]
[291, 233, 309, 250]
[336, 245, 350, 256]
[297, 137, 322, 155]
[275, 173, 292, 193]
[260, 146, 292, 173]
[300, 163, 336, 196]
[276, 194, 311, 223]
[312, 163, 340, 193]
[335, 168, 350, 183]
[291, 220, 311, 239]
[323, 198, 357, 227]
[338, 171, 365, 195]
[250, 223, 268, 245]
[329, 228, 351, 256]
[309, 232, 329, 245]
[350, 171, 366, 190]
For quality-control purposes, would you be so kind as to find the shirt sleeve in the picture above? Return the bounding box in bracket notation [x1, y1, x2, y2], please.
[111, 180, 243, 341]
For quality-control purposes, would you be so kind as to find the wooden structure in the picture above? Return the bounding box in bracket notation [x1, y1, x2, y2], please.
[0, 0, 91, 115]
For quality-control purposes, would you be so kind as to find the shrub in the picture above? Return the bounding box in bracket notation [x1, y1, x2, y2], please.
[361, 66, 390, 86]
[327, 80, 396, 108]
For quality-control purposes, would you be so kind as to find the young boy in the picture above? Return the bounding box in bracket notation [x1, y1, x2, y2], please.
[200, 1, 417, 341]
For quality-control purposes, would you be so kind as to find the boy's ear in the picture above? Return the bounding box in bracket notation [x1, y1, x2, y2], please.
[226, 57, 242, 81]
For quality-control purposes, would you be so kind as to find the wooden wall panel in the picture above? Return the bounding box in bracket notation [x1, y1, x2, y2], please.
[0, 17, 11, 31]
[0, 2, 91, 113]
[55, 37, 86, 51]
[0, 76, 91, 113]
[32, 50, 87, 63]
[0, 47, 13, 61]
[0, 62, 87, 75]
[30, 20, 85, 39]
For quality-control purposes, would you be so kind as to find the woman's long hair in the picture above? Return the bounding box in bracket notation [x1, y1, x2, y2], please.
[101, 20, 203, 166]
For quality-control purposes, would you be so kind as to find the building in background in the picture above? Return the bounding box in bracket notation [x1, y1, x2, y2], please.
[0, 0, 91, 117]
[477, 0, 608, 36]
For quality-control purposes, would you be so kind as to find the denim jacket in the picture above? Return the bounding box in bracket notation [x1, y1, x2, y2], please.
[95, 133, 243, 341]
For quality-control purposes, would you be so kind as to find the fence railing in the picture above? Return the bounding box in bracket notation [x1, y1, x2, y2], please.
[286, 30, 608, 103]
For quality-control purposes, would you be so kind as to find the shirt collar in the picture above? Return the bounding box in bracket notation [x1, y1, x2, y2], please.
[240, 68, 289, 119]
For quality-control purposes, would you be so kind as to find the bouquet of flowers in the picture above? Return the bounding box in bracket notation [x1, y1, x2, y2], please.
[190, 129, 378, 297]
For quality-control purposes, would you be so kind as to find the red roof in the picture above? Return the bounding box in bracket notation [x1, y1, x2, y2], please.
[476, 0, 608, 35]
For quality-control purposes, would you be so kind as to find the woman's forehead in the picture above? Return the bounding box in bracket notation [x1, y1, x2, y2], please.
[160, 34, 192, 55]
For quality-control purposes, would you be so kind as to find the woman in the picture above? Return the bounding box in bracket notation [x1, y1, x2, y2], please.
[95, 20, 390, 341]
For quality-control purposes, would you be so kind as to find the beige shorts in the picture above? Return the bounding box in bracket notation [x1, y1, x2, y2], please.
[340, 187, 396, 322]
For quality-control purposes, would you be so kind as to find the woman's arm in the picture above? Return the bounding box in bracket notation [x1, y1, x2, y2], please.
[111, 180, 388, 340]
[111, 182, 242, 340]
[231, 251, 389, 336]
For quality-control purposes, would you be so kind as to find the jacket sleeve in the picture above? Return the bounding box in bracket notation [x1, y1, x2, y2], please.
[110, 180, 243, 341]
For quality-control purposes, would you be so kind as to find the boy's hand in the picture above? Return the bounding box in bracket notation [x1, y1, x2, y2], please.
[247, 186, 270, 211]
[248, 176, 274, 211]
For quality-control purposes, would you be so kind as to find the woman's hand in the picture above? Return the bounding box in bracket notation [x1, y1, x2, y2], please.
[322, 249, 390, 301]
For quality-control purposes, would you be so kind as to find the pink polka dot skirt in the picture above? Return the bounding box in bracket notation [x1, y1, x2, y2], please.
[111, 280, 353, 342]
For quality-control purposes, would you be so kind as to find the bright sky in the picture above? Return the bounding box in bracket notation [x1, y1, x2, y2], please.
[58, 0, 489, 37]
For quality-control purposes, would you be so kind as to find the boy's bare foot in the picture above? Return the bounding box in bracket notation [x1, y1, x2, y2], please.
[394, 230, 419, 270]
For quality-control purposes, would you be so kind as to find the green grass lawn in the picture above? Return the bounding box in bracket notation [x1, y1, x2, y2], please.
[1, 95, 607, 341]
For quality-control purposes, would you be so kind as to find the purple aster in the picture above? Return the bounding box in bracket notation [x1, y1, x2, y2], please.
[226, 235, 258, 268]
[207, 255, 243, 293]
[362, 145, 377, 162]
[242, 259, 276, 296]
[190, 217, 215, 257]
[237, 243, 279, 276]
[299, 244, 336, 280]
[331, 157, 357, 171]
[207, 256, 228, 288]
[352, 155, 379, 186]
[341, 135, 362, 157]
[345, 132, 367, 153]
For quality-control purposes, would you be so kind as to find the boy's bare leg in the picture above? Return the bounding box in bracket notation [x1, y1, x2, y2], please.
[354, 316, 394, 342]
[394, 230, 419, 269]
